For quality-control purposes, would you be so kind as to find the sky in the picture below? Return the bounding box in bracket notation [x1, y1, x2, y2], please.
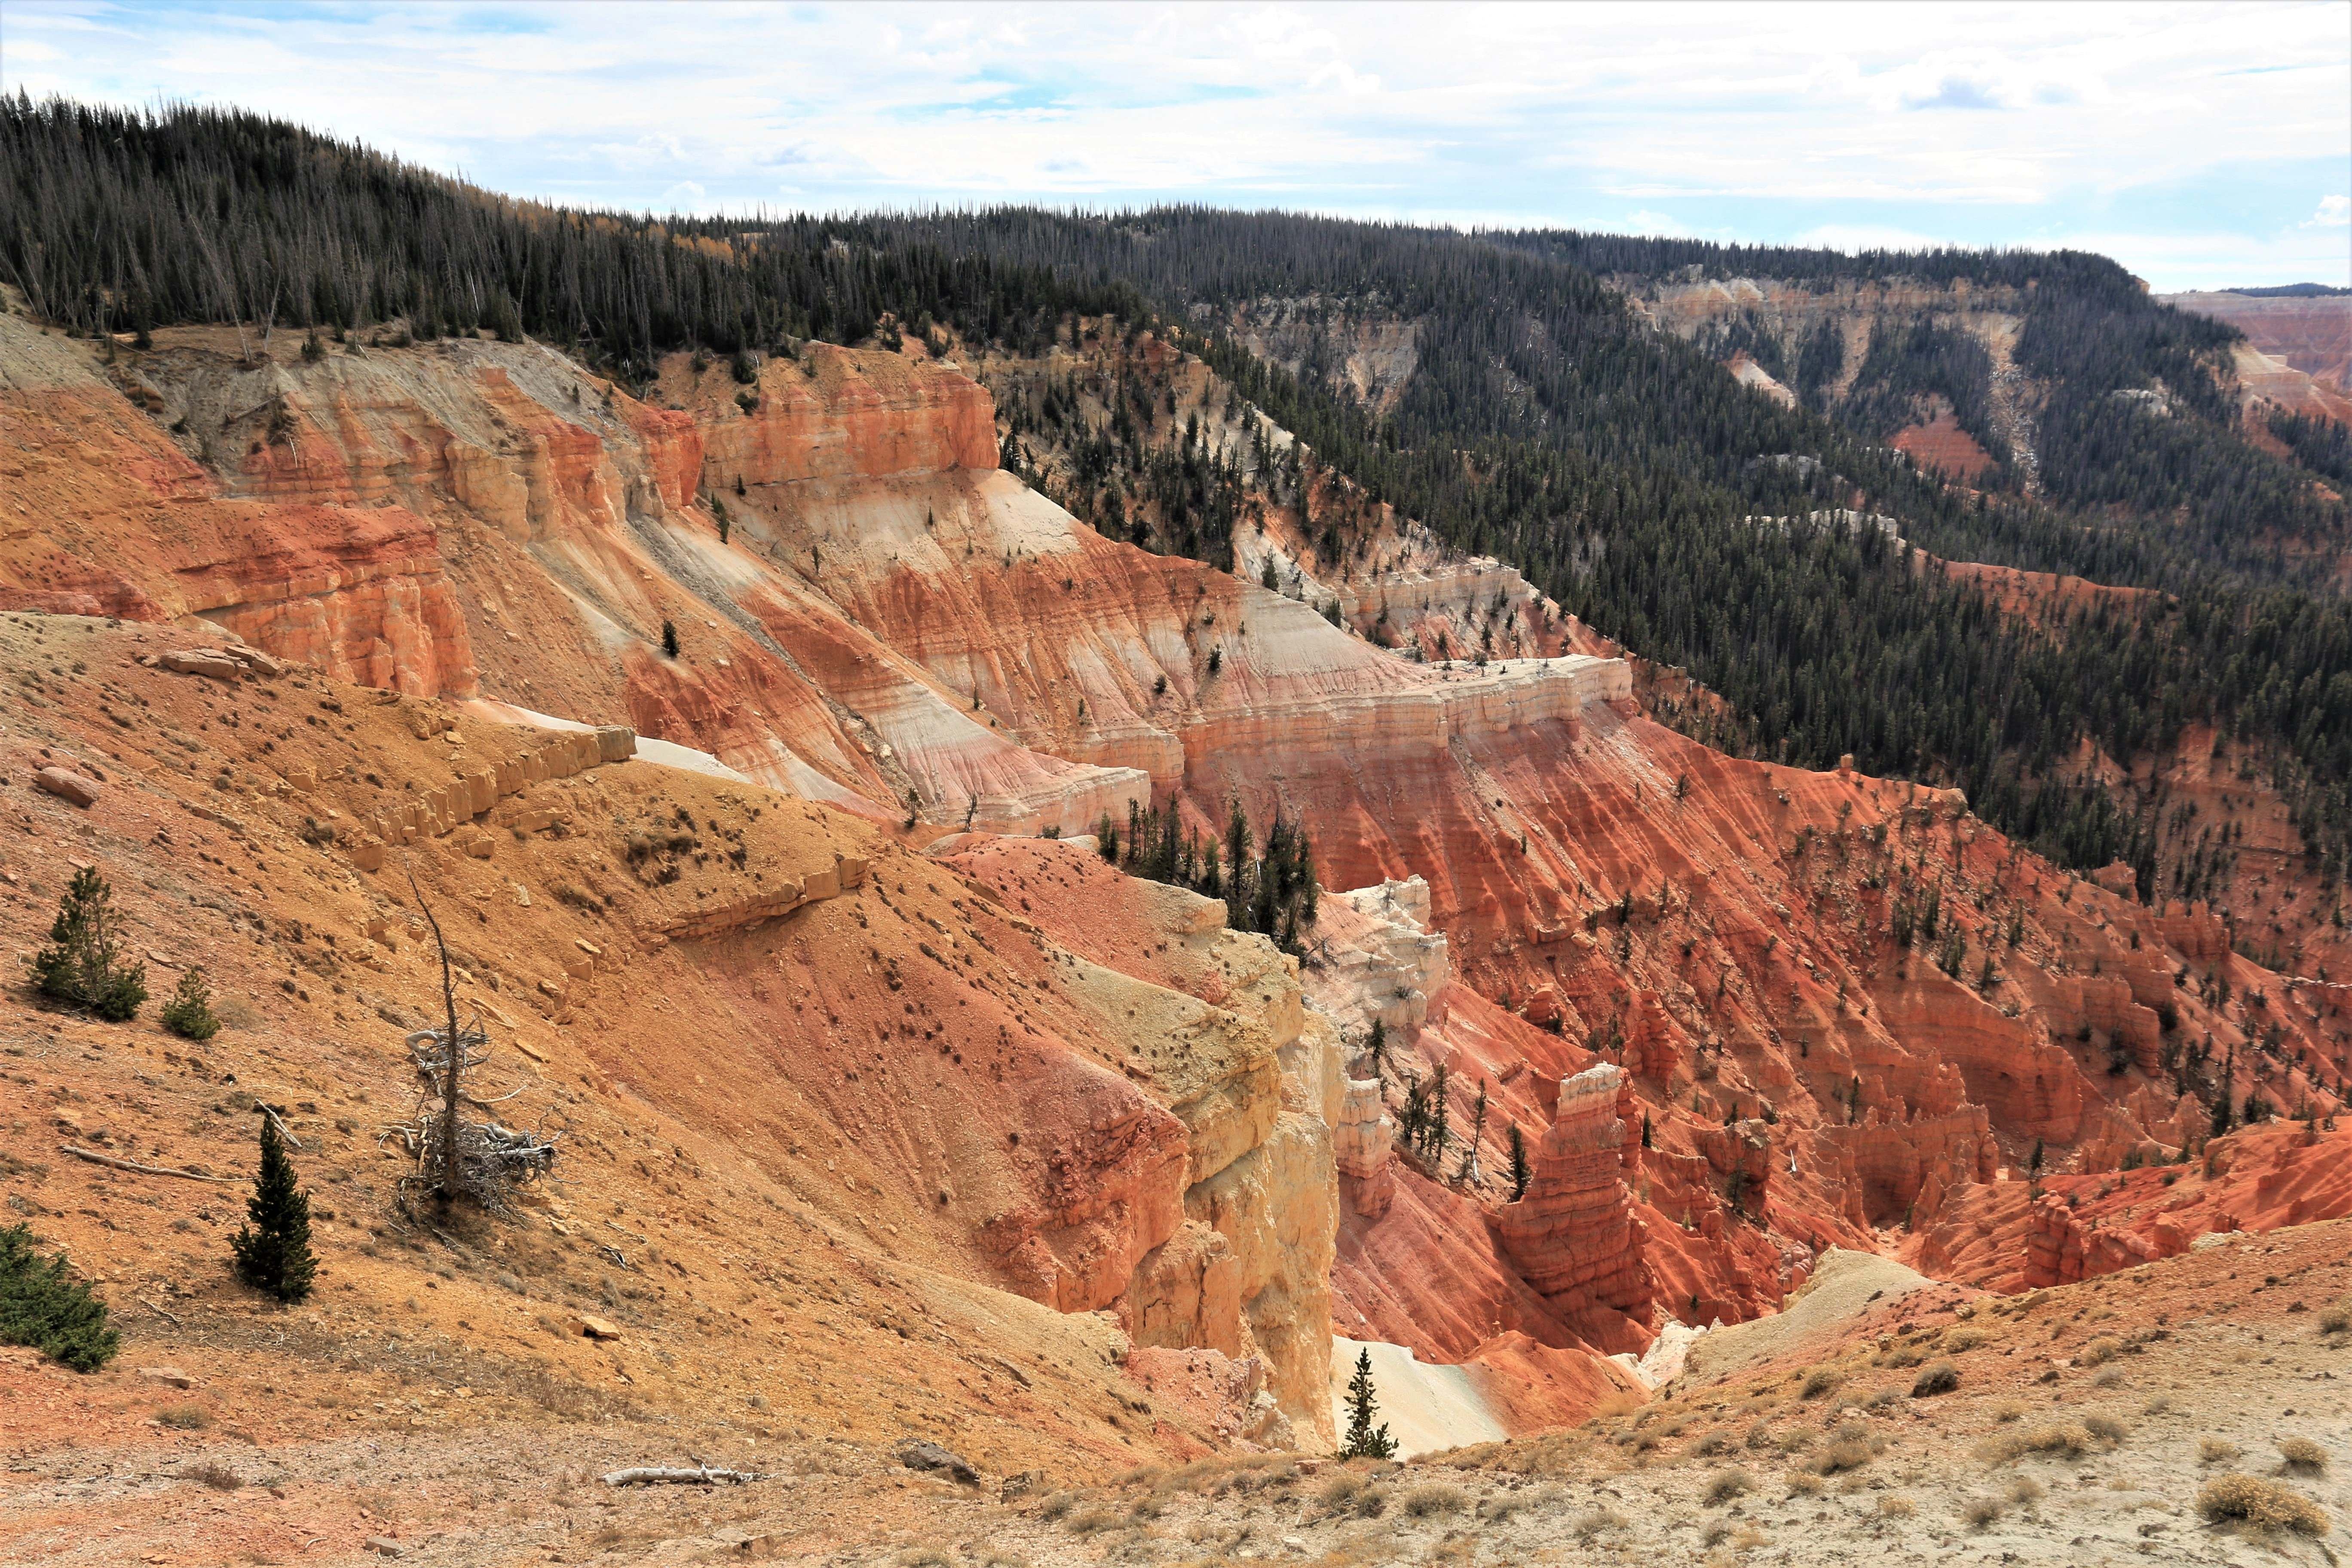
[4, 0, 2347, 291]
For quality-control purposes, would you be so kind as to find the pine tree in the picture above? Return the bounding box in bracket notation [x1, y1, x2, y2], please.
[28, 867, 147, 1021]
[159, 966, 220, 1041]
[1424, 1065, 1452, 1164]
[1508, 1122, 1531, 1201]
[0, 1223, 119, 1372]
[1338, 1347, 1396, 1460]
[1366, 1018, 1387, 1078]
[661, 619, 679, 658]
[231, 1115, 316, 1304]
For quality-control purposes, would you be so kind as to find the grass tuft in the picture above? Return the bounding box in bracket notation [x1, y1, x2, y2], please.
[179, 1461, 240, 1491]
[1704, 1466, 1755, 1505]
[2196, 1475, 2330, 1536]
[1400, 1482, 1465, 1518]
[2276, 1436, 2328, 1475]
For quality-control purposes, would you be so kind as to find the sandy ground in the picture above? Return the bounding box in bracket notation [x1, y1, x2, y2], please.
[1327, 1340, 1507, 1460]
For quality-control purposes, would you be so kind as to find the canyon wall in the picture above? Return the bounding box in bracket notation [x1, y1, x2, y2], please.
[8, 306, 2347, 1452]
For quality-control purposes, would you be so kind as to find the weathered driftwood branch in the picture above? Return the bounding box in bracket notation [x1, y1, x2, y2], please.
[600, 1464, 768, 1488]
[59, 1144, 239, 1183]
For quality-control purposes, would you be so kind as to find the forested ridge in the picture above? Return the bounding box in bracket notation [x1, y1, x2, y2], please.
[4, 95, 2346, 907]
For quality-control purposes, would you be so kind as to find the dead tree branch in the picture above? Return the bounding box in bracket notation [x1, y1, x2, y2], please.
[59, 1145, 239, 1183]
[601, 1465, 768, 1488]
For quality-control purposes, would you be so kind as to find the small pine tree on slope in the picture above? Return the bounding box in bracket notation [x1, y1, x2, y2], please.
[1338, 1347, 1398, 1460]
[231, 1115, 316, 1303]
[28, 866, 146, 1021]
[160, 965, 220, 1041]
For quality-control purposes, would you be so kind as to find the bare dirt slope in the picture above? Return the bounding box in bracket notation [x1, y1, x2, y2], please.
[15, 1217, 2328, 1565]
[0, 613, 1354, 1564]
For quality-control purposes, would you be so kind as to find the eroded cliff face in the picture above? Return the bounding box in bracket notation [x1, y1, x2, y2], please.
[6, 307, 2347, 1456]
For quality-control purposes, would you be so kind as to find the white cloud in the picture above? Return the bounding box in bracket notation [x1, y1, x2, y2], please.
[0, 0, 2343, 288]
[2309, 195, 2352, 227]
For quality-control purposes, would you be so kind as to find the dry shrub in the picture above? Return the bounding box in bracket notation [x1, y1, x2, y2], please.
[1063, 1509, 1121, 1535]
[2198, 1437, 2239, 1464]
[1911, 1360, 1960, 1397]
[1979, 1422, 2092, 1464]
[1573, 1507, 1630, 1540]
[1475, 1492, 1526, 1524]
[1813, 1438, 1877, 1476]
[1744, 1421, 1775, 1452]
[2091, 1366, 2127, 1388]
[1786, 1473, 1824, 1497]
[893, 1550, 953, 1568]
[1960, 1496, 2003, 1530]
[2196, 1475, 2330, 1536]
[1879, 1495, 1917, 1519]
[2315, 1298, 2349, 1336]
[1943, 1328, 1986, 1354]
[2142, 1394, 2171, 1415]
[179, 1460, 240, 1491]
[1799, 1366, 1842, 1399]
[1318, 1472, 1364, 1511]
[1401, 1482, 1465, 1519]
[1704, 1466, 1755, 1505]
[1689, 1428, 1736, 1457]
[2083, 1413, 2129, 1445]
[2006, 1476, 2044, 1506]
[1988, 1399, 2026, 1424]
[1035, 1491, 1074, 1521]
[2276, 1436, 2328, 1474]
[157, 1405, 211, 1430]
[2077, 1335, 2125, 1367]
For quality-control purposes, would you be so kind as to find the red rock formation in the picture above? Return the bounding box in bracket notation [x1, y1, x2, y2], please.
[1496, 1066, 1654, 1338]
[1911, 1123, 2352, 1290]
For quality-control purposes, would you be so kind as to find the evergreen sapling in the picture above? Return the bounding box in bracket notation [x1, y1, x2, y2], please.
[1339, 1347, 1397, 1460]
[160, 965, 221, 1041]
[231, 1114, 317, 1303]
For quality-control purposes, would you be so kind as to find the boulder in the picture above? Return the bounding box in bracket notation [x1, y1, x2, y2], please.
[34, 767, 99, 808]
[894, 1439, 978, 1484]
[160, 649, 242, 680]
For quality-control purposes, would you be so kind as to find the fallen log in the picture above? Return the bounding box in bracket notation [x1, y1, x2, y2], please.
[601, 1464, 768, 1488]
[59, 1144, 239, 1183]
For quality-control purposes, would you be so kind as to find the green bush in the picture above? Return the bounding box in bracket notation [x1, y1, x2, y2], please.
[28, 866, 147, 1020]
[160, 965, 221, 1041]
[0, 1224, 119, 1372]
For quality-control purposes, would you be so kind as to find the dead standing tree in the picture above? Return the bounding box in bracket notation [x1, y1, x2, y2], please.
[392, 863, 559, 1217]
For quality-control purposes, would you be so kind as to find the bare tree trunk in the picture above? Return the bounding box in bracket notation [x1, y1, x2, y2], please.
[404, 860, 464, 1204]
